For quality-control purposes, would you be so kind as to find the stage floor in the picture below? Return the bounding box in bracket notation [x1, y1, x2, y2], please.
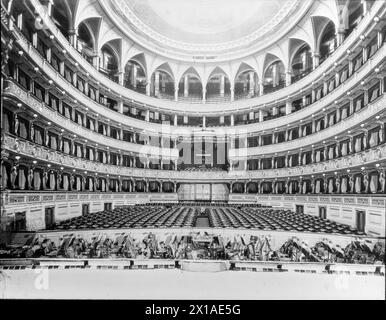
[0, 269, 384, 299]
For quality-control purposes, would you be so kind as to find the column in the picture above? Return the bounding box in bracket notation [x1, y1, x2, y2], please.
[336, 28, 346, 46]
[362, 45, 368, 64]
[184, 75, 189, 97]
[202, 87, 206, 104]
[230, 85, 235, 101]
[117, 71, 124, 86]
[220, 75, 225, 97]
[285, 100, 292, 115]
[258, 81, 264, 96]
[174, 114, 178, 126]
[285, 71, 292, 86]
[377, 31, 384, 49]
[174, 82, 179, 101]
[312, 52, 320, 70]
[230, 114, 234, 126]
[47, 0, 53, 16]
[249, 71, 255, 95]
[154, 71, 160, 97]
[259, 110, 264, 122]
[203, 116, 206, 128]
[131, 65, 137, 88]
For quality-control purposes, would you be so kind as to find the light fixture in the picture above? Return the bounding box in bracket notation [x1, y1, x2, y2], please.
[34, 67, 39, 72]
[85, 107, 88, 111]
[33, 160, 37, 164]
[73, 100, 77, 104]
[73, 134, 77, 137]
[48, 80, 53, 85]
[18, 50, 23, 55]
[33, 114, 37, 118]
[17, 103, 22, 107]
[84, 139, 87, 142]
[374, 16, 380, 22]
[334, 171, 338, 175]
[15, 155, 20, 160]
[61, 91, 65, 95]
[374, 67, 380, 73]
[62, 49, 67, 54]
[359, 35, 365, 40]
[375, 163, 380, 167]
[47, 121, 51, 125]
[75, 62, 78, 66]
[376, 115, 380, 119]
[347, 169, 350, 172]
[347, 91, 351, 95]
[47, 164, 51, 167]
[361, 167, 365, 170]
[346, 49, 351, 54]
[84, 171, 87, 174]
[60, 167, 64, 170]
[360, 124, 364, 127]
[73, 169, 76, 172]
[61, 129, 64, 132]
[49, 35, 54, 39]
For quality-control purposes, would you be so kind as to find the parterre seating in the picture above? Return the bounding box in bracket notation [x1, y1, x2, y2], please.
[51, 205, 363, 236]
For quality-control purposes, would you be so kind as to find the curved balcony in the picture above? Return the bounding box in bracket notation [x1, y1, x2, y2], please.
[27, 0, 385, 114]
[3, 132, 385, 182]
[9, 24, 386, 136]
[4, 77, 384, 159]
[229, 95, 385, 158]
[3, 81, 179, 160]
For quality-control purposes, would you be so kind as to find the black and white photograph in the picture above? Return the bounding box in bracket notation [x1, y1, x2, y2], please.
[0, 0, 385, 309]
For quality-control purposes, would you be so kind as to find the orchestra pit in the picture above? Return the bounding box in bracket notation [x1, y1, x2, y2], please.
[0, 0, 385, 299]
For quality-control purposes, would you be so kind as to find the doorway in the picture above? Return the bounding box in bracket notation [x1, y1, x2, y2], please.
[14, 212, 27, 231]
[82, 203, 90, 215]
[296, 205, 304, 214]
[104, 203, 112, 211]
[356, 210, 366, 233]
[44, 207, 55, 229]
[319, 206, 327, 219]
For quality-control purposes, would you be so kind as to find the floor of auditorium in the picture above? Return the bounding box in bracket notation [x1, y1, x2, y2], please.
[1, 269, 384, 299]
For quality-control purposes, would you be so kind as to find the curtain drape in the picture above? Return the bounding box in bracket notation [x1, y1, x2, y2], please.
[18, 168, 26, 190]
[33, 171, 41, 190]
[369, 174, 378, 193]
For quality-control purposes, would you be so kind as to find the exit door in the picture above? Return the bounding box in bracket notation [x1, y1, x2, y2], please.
[45, 207, 55, 229]
[356, 210, 366, 233]
[82, 204, 89, 215]
[319, 206, 327, 219]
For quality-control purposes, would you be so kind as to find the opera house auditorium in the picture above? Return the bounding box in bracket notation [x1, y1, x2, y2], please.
[0, 0, 385, 299]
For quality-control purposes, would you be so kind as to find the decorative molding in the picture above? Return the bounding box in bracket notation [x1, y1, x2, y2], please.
[3, 133, 385, 181]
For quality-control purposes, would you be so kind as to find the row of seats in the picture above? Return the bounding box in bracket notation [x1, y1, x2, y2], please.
[53, 206, 199, 230]
[52, 205, 363, 236]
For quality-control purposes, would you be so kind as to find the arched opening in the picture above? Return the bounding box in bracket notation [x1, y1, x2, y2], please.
[206, 68, 231, 103]
[291, 43, 312, 83]
[319, 21, 337, 63]
[346, 0, 365, 36]
[99, 44, 119, 82]
[234, 67, 258, 100]
[178, 68, 203, 103]
[77, 21, 95, 64]
[124, 56, 147, 94]
[151, 64, 175, 99]
[52, 2, 71, 40]
[263, 60, 285, 93]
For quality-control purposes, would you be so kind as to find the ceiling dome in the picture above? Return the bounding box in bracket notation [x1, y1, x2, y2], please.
[105, 0, 308, 59]
[125, 0, 289, 44]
